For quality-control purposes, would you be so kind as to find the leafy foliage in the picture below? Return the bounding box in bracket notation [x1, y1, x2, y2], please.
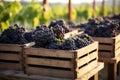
[0, 1, 120, 32]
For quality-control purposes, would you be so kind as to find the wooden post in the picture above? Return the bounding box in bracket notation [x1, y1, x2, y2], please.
[68, 0, 72, 21]
[112, 0, 116, 15]
[108, 63, 117, 80]
[93, 0, 96, 18]
[43, 0, 48, 6]
[43, 0, 49, 12]
[101, 0, 105, 16]
[43, 0, 49, 25]
[117, 62, 120, 75]
[89, 73, 98, 80]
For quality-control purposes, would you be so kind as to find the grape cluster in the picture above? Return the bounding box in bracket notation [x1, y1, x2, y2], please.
[109, 14, 120, 30]
[32, 20, 73, 48]
[24, 30, 35, 42]
[46, 33, 94, 50]
[48, 20, 73, 39]
[33, 25, 55, 48]
[24, 19, 72, 44]
[0, 24, 28, 44]
[32, 25, 94, 50]
[78, 17, 120, 37]
[49, 19, 72, 32]
[60, 38, 77, 50]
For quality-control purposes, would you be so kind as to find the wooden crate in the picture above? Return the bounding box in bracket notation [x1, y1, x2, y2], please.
[24, 41, 98, 79]
[0, 43, 23, 71]
[92, 34, 120, 59]
[0, 62, 104, 80]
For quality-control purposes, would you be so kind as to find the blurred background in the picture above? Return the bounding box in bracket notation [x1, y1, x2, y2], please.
[0, 0, 120, 31]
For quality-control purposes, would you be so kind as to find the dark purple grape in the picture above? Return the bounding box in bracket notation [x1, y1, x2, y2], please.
[0, 24, 28, 44]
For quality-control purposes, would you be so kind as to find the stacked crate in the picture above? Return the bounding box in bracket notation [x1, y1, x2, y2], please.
[24, 41, 99, 79]
[92, 34, 120, 62]
[92, 34, 120, 80]
[0, 44, 24, 71]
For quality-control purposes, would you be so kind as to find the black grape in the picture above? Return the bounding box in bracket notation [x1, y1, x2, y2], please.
[84, 17, 119, 37]
[61, 38, 77, 50]
[0, 24, 28, 44]
[24, 30, 35, 42]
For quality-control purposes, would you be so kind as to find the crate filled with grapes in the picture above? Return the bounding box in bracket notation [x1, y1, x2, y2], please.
[83, 17, 120, 62]
[0, 19, 80, 71]
[23, 22, 100, 79]
[0, 24, 28, 71]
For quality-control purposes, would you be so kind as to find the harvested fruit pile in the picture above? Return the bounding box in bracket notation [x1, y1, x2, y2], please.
[0, 24, 28, 44]
[77, 14, 120, 37]
[0, 19, 94, 50]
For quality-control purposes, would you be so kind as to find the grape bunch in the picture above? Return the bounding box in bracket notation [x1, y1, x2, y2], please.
[24, 20, 72, 48]
[24, 19, 72, 44]
[108, 14, 120, 30]
[111, 14, 120, 20]
[81, 17, 119, 37]
[51, 24, 65, 40]
[46, 33, 94, 50]
[49, 19, 72, 33]
[60, 38, 77, 50]
[24, 30, 35, 42]
[0, 24, 28, 44]
[32, 25, 55, 48]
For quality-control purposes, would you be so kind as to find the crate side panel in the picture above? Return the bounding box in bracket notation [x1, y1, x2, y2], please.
[0, 62, 22, 70]
[99, 44, 113, 51]
[26, 66, 74, 78]
[98, 52, 113, 58]
[26, 57, 72, 68]
[25, 48, 74, 58]
[76, 62, 104, 80]
[76, 60, 98, 78]
[77, 51, 97, 67]
[0, 44, 22, 52]
[92, 37, 113, 44]
[76, 42, 98, 58]
[0, 53, 19, 61]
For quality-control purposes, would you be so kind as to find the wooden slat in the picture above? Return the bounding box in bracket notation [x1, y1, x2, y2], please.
[76, 62, 104, 80]
[0, 71, 71, 80]
[24, 42, 35, 48]
[77, 51, 97, 68]
[115, 53, 120, 63]
[0, 62, 22, 70]
[115, 34, 120, 43]
[98, 57, 117, 63]
[25, 48, 74, 58]
[26, 67, 74, 78]
[99, 44, 113, 51]
[0, 53, 19, 61]
[92, 37, 113, 44]
[98, 52, 113, 58]
[76, 60, 97, 78]
[76, 41, 98, 58]
[115, 41, 120, 50]
[0, 44, 22, 52]
[64, 29, 83, 39]
[115, 48, 120, 57]
[26, 57, 73, 68]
